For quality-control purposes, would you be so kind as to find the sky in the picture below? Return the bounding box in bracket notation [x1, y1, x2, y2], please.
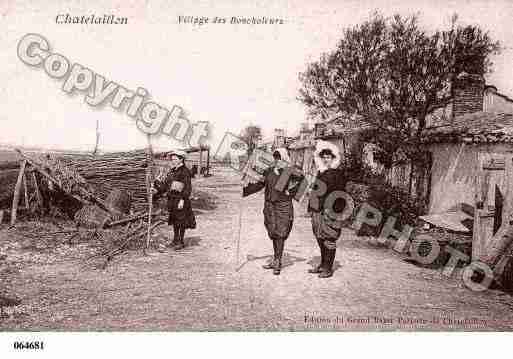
[1, 0, 513, 152]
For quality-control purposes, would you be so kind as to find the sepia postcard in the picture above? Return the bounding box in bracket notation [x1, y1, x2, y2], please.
[1, 0, 513, 355]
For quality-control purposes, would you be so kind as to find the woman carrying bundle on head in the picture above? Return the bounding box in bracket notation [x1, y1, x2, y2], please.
[307, 140, 348, 278]
[153, 150, 196, 250]
[242, 148, 303, 275]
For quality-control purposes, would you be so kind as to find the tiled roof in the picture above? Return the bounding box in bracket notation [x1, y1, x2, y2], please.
[314, 114, 373, 140]
[288, 138, 316, 149]
[422, 112, 513, 144]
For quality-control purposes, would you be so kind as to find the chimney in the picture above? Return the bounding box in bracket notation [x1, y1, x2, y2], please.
[300, 122, 310, 133]
[452, 72, 485, 119]
[273, 128, 285, 148]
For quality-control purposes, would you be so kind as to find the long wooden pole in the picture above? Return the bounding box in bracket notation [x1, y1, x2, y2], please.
[93, 118, 100, 156]
[206, 147, 210, 176]
[22, 170, 29, 209]
[145, 135, 154, 255]
[10, 160, 27, 226]
[199, 148, 203, 174]
[235, 197, 243, 270]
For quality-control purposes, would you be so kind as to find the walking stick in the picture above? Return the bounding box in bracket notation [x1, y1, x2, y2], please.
[236, 155, 252, 270]
[235, 196, 243, 269]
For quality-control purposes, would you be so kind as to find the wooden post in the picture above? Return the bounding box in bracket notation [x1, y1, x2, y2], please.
[32, 172, 43, 210]
[93, 118, 100, 156]
[0, 210, 4, 225]
[10, 160, 27, 226]
[199, 147, 203, 174]
[23, 170, 29, 209]
[206, 147, 210, 175]
[145, 134, 154, 255]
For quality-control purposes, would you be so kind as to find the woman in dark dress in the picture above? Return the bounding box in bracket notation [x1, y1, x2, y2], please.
[308, 141, 347, 278]
[242, 148, 302, 275]
[153, 150, 196, 250]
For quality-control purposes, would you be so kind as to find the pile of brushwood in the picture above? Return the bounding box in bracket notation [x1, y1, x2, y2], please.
[2, 149, 169, 268]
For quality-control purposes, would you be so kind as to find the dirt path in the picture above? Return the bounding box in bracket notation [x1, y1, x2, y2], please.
[1, 167, 513, 331]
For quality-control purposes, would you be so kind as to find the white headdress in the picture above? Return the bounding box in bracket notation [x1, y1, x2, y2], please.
[314, 140, 341, 173]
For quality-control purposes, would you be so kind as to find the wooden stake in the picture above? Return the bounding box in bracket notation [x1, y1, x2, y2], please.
[199, 148, 203, 173]
[145, 134, 154, 255]
[32, 172, 43, 210]
[93, 118, 100, 156]
[206, 147, 210, 176]
[10, 160, 27, 226]
[23, 170, 29, 209]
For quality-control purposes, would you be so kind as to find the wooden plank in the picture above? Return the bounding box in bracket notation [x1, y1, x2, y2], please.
[10, 160, 27, 226]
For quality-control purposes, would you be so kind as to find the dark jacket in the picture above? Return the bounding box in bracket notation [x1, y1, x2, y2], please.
[154, 164, 196, 228]
[243, 166, 303, 240]
[308, 168, 347, 241]
[307, 168, 347, 214]
[243, 167, 302, 202]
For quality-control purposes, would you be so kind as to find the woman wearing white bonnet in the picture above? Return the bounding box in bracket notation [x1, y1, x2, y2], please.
[153, 149, 196, 250]
[307, 140, 347, 278]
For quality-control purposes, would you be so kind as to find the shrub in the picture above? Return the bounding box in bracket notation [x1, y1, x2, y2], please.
[340, 151, 427, 236]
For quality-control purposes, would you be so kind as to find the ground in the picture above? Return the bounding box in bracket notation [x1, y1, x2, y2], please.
[1, 166, 513, 331]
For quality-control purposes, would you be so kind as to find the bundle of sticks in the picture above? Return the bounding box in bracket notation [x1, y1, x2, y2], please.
[89, 214, 167, 269]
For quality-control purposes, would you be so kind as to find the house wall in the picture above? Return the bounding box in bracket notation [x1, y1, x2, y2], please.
[428, 143, 479, 213]
[427, 143, 513, 214]
[484, 89, 513, 114]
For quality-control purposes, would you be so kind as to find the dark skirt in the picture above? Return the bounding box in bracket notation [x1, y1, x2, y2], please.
[167, 196, 196, 229]
[263, 200, 293, 240]
[311, 211, 341, 241]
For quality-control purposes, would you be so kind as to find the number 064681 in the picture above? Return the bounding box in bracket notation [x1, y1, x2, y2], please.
[13, 341, 44, 350]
